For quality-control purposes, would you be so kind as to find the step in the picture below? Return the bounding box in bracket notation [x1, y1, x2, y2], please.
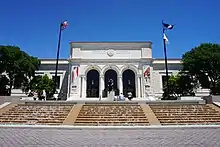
[2, 112, 69, 114]
[159, 120, 220, 123]
[37, 120, 64, 123]
[153, 112, 218, 114]
[161, 123, 220, 125]
[155, 114, 220, 116]
[158, 118, 220, 121]
[5, 111, 70, 113]
[156, 116, 220, 118]
[74, 121, 149, 123]
[75, 118, 148, 121]
[77, 115, 146, 117]
[36, 123, 62, 125]
[83, 104, 139, 105]
[0, 120, 27, 123]
[76, 116, 147, 118]
[0, 117, 66, 120]
[74, 123, 149, 126]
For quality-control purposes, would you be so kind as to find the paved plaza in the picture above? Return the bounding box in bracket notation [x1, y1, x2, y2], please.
[0, 127, 220, 147]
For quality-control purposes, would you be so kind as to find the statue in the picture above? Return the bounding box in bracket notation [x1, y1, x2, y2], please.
[128, 80, 131, 85]
[108, 79, 114, 92]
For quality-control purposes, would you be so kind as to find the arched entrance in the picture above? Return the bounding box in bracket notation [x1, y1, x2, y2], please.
[122, 69, 136, 97]
[86, 69, 99, 98]
[104, 69, 119, 96]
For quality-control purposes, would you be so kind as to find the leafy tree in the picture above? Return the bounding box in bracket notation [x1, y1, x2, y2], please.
[27, 75, 55, 99]
[0, 45, 40, 95]
[0, 75, 9, 96]
[182, 43, 220, 95]
[162, 73, 196, 100]
[217, 80, 220, 95]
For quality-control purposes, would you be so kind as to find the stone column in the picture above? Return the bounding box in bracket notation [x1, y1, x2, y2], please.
[81, 76, 86, 98]
[78, 76, 81, 97]
[99, 75, 104, 98]
[141, 76, 145, 98]
[118, 76, 123, 94]
[80, 76, 83, 97]
[67, 73, 71, 98]
[137, 76, 141, 98]
[139, 76, 142, 98]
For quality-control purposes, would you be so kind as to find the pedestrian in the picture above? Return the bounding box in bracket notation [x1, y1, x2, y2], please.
[42, 90, 46, 101]
[127, 92, 133, 101]
[33, 91, 38, 100]
[119, 93, 125, 101]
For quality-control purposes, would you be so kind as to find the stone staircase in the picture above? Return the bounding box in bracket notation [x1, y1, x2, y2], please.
[1, 102, 220, 126]
[0, 103, 74, 125]
[149, 104, 220, 125]
[74, 103, 149, 126]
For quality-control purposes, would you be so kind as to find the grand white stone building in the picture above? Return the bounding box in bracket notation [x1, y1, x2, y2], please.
[30, 41, 184, 100]
[11, 41, 209, 100]
[67, 41, 181, 100]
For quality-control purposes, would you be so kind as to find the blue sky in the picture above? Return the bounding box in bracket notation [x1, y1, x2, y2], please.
[0, 0, 219, 59]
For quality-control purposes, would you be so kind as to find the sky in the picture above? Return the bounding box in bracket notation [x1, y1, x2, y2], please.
[0, 0, 220, 59]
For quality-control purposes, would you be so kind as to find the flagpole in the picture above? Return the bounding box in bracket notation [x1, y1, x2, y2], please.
[162, 22, 170, 99]
[54, 23, 62, 94]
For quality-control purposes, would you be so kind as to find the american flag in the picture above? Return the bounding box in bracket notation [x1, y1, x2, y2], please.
[72, 67, 78, 83]
[144, 67, 150, 77]
[61, 21, 68, 30]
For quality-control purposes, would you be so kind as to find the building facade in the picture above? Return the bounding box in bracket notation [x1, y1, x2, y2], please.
[11, 42, 187, 100]
[67, 42, 182, 100]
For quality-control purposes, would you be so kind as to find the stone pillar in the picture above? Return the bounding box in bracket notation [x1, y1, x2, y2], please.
[141, 76, 145, 98]
[118, 76, 123, 94]
[137, 76, 141, 98]
[80, 76, 83, 97]
[78, 76, 81, 97]
[81, 76, 84, 98]
[99, 76, 102, 98]
[99, 75, 104, 98]
[67, 73, 71, 98]
[81, 76, 86, 98]
[140, 76, 143, 98]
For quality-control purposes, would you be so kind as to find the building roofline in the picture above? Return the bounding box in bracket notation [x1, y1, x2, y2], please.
[153, 58, 182, 61]
[38, 58, 182, 61]
[69, 41, 153, 44]
[70, 41, 153, 50]
[39, 58, 68, 61]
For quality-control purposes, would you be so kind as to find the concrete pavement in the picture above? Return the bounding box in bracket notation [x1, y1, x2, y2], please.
[0, 126, 220, 147]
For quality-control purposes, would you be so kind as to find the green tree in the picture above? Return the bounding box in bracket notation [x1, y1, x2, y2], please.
[217, 80, 220, 95]
[0, 75, 9, 96]
[182, 43, 220, 95]
[162, 73, 196, 100]
[0, 45, 41, 95]
[27, 75, 55, 99]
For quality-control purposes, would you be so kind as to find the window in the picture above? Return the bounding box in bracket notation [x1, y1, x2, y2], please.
[52, 76, 60, 89]
[162, 75, 170, 88]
